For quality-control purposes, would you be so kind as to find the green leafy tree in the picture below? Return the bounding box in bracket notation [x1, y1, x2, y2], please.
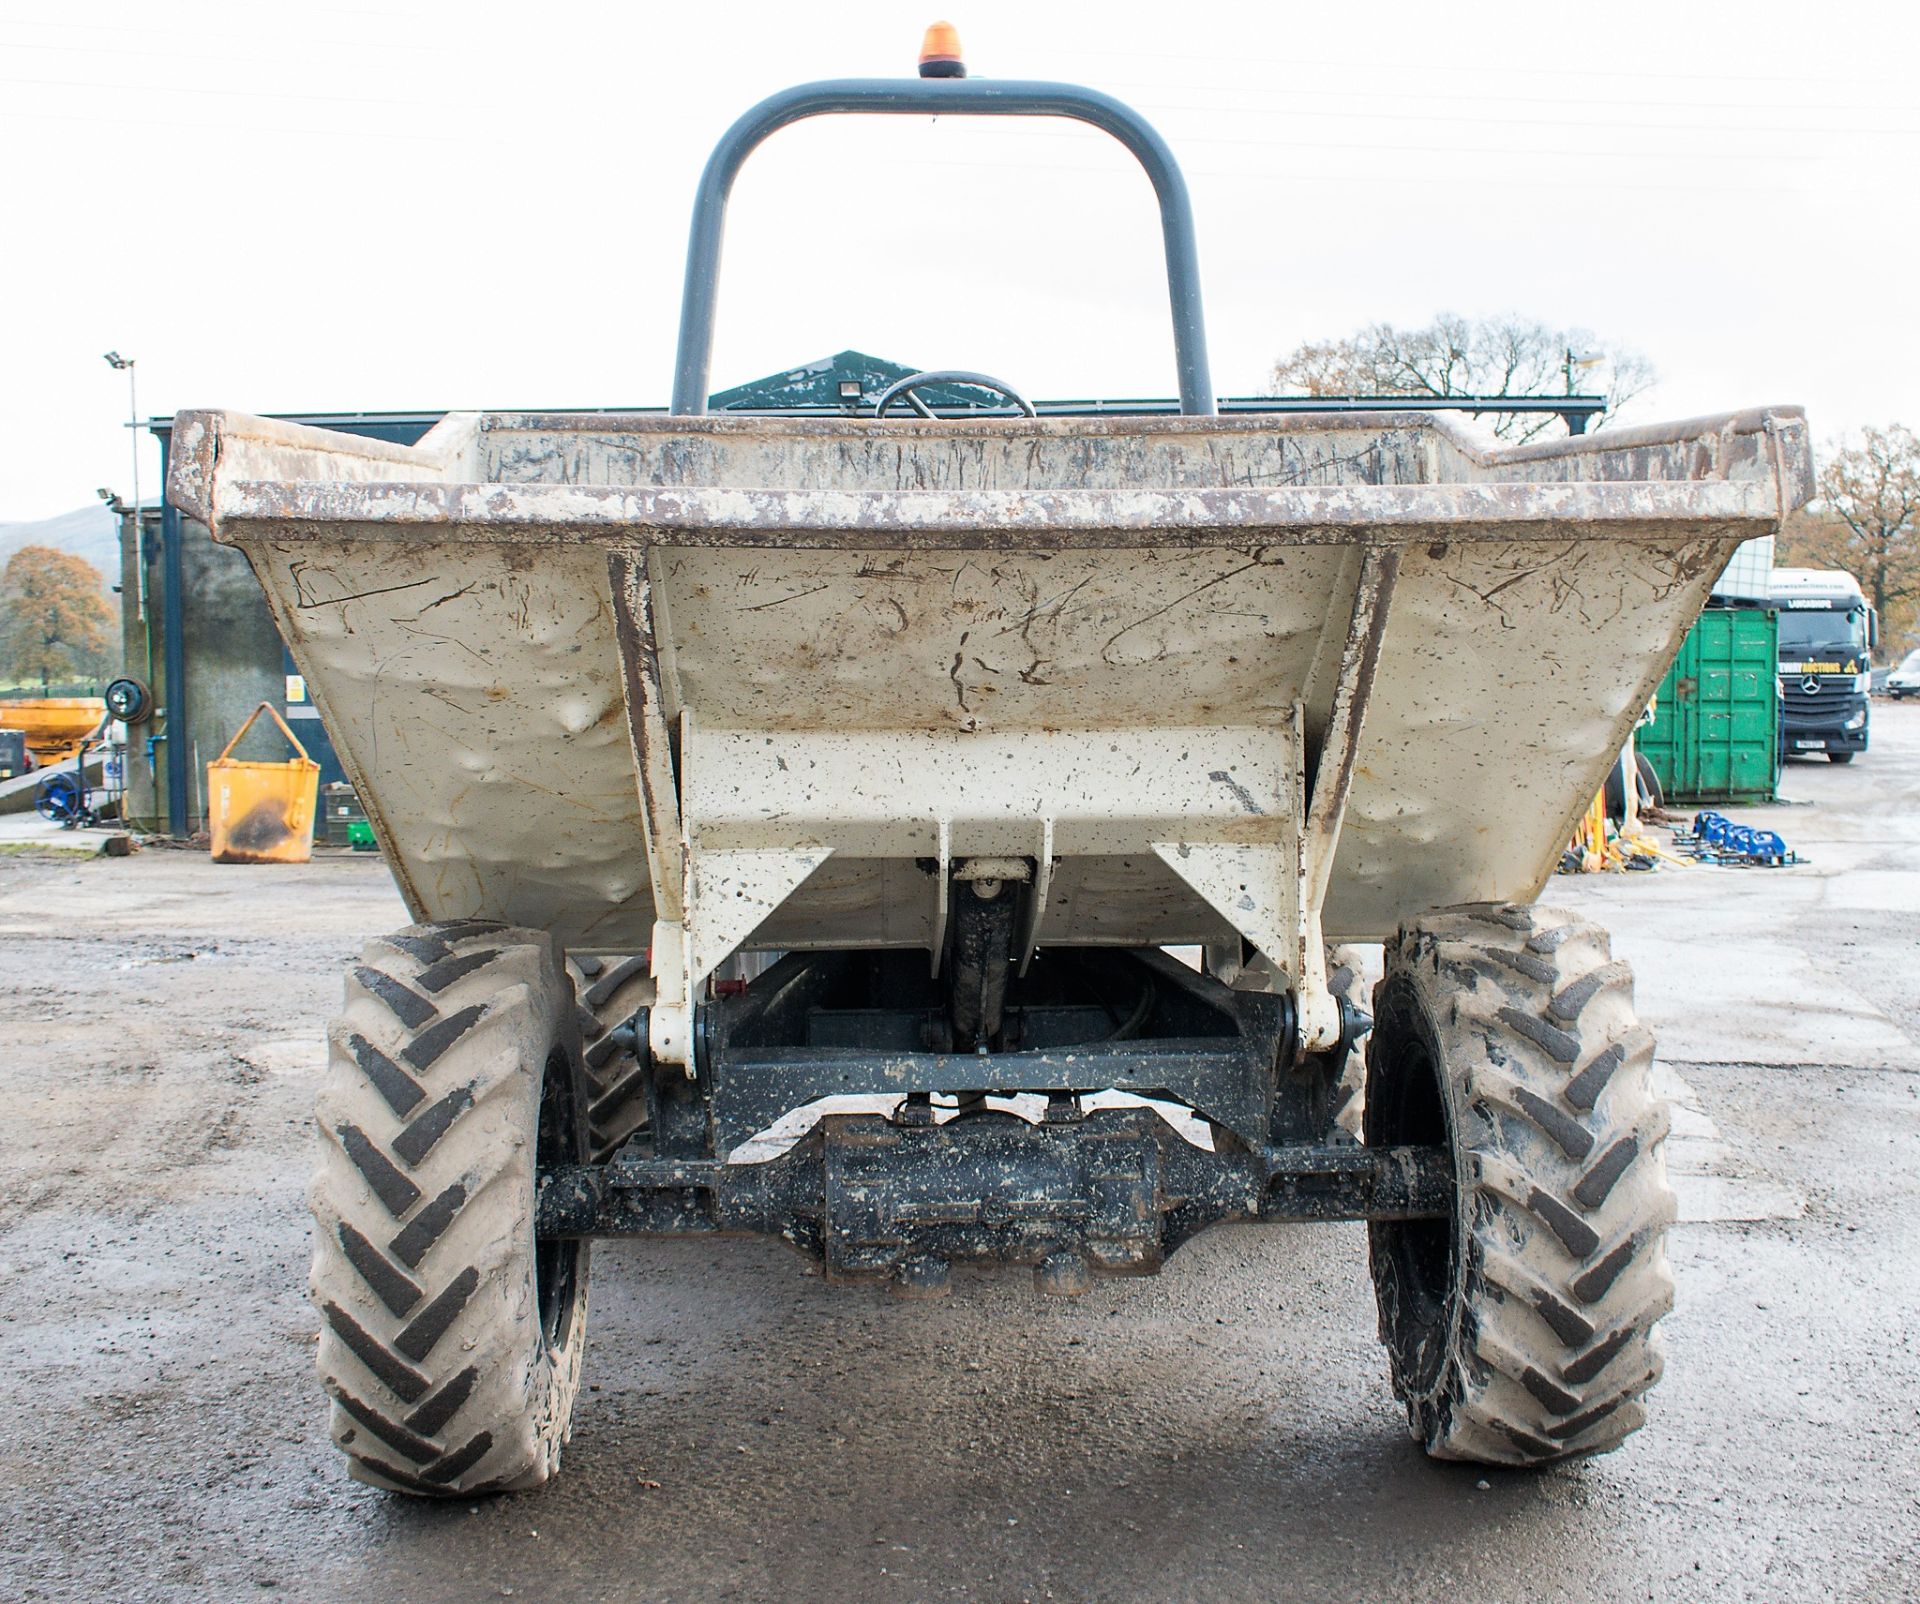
[1267, 312, 1653, 443]
[0, 545, 115, 689]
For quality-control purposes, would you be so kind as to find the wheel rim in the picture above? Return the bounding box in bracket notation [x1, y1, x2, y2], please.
[535, 1045, 584, 1352]
[1367, 972, 1459, 1398]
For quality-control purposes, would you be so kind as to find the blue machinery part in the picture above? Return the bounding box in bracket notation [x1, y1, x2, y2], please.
[1688, 811, 1793, 866]
[34, 770, 88, 828]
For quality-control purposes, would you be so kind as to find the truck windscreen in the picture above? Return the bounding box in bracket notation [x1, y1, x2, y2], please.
[1778, 609, 1867, 658]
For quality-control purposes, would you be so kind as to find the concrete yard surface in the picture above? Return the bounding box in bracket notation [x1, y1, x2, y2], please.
[1, 706, 1918, 1603]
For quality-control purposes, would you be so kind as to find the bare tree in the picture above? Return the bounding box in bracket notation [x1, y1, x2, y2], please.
[1780, 425, 1920, 653]
[1267, 312, 1653, 442]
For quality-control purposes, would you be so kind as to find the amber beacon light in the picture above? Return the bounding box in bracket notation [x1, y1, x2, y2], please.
[917, 20, 966, 77]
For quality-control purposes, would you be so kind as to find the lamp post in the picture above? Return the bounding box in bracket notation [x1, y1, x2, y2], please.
[103, 352, 143, 624]
[1563, 346, 1603, 397]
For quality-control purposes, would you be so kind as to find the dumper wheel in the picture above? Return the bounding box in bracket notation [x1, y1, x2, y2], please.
[1322, 945, 1369, 1141]
[309, 921, 590, 1496]
[1365, 905, 1673, 1465]
[568, 955, 654, 1163]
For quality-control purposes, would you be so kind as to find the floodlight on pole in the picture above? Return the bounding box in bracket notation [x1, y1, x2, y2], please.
[103, 351, 143, 622]
[1562, 346, 1603, 396]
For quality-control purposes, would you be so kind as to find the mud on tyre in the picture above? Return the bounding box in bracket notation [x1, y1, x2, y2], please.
[1322, 943, 1369, 1140]
[309, 921, 590, 1495]
[568, 954, 654, 1163]
[1365, 904, 1674, 1464]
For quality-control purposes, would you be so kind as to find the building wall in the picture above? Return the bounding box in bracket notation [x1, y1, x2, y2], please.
[117, 507, 287, 832]
[116, 506, 159, 827]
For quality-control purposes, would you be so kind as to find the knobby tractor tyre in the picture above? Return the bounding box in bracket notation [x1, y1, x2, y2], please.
[567, 954, 654, 1163]
[1322, 944, 1369, 1141]
[1365, 904, 1674, 1465]
[309, 921, 590, 1496]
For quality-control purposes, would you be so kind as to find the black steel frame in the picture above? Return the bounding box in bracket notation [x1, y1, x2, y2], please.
[536, 948, 1450, 1291]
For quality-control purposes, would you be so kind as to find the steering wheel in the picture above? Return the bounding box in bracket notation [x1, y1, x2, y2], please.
[873, 369, 1037, 419]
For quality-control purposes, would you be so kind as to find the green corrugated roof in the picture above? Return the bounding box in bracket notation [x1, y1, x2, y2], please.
[708, 350, 1006, 412]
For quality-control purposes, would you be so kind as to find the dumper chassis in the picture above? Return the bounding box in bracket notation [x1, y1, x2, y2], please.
[170, 57, 1812, 1495]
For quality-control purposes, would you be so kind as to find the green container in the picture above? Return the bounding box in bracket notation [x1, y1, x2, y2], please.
[1639, 605, 1778, 804]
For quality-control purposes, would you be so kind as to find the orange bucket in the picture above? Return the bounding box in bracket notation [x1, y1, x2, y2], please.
[208, 702, 321, 864]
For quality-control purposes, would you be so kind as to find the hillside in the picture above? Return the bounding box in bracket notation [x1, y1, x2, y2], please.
[0, 504, 119, 594]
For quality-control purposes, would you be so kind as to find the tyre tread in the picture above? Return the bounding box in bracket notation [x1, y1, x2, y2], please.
[310, 921, 589, 1497]
[1368, 903, 1674, 1467]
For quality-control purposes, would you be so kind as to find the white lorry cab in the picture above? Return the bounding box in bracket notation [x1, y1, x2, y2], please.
[1771, 568, 1876, 762]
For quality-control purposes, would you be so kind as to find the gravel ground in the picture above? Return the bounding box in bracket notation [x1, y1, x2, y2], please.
[1, 705, 1916, 1603]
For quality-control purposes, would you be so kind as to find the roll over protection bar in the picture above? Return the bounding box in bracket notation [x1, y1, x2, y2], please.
[670, 77, 1216, 417]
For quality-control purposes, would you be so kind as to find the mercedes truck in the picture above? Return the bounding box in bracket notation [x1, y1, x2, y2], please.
[1772, 568, 1876, 762]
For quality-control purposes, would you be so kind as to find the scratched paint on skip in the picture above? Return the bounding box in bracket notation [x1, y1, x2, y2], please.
[188, 407, 1809, 957]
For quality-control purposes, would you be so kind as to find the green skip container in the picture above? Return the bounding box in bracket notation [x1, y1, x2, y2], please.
[1639, 605, 1779, 804]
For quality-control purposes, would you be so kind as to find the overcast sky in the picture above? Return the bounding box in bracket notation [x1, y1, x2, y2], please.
[2, 0, 1915, 520]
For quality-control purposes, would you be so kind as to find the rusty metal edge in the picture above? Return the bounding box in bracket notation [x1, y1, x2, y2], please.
[607, 550, 685, 926]
[1301, 547, 1401, 917]
[472, 402, 1804, 462]
[163, 410, 220, 528]
[208, 483, 1785, 546]
[1488, 403, 1806, 464]
[171, 404, 1814, 523]
[165, 408, 479, 539]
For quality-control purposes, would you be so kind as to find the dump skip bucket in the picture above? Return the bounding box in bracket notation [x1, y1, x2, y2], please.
[207, 702, 320, 864]
[0, 697, 105, 765]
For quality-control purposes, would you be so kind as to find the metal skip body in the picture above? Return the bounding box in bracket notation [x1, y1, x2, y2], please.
[168, 403, 1816, 989]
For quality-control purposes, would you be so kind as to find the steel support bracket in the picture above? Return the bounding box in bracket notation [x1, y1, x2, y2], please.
[1293, 547, 1400, 1049]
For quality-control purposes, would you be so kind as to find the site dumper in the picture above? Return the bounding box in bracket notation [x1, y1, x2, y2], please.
[168, 61, 1814, 1496]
